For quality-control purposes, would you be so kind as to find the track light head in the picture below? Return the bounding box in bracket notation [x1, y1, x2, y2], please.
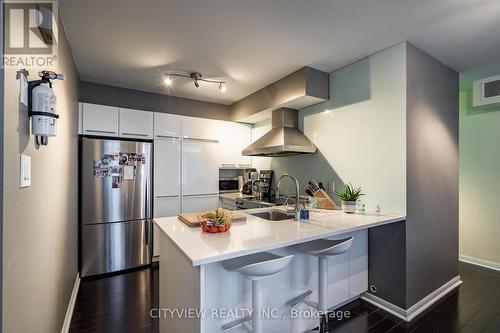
[164, 75, 173, 86]
[191, 72, 202, 88]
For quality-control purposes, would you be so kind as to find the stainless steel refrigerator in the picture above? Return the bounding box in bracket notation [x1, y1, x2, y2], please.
[80, 137, 152, 277]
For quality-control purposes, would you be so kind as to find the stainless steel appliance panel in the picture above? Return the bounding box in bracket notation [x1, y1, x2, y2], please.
[81, 138, 151, 225]
[81, 219, 151, 277]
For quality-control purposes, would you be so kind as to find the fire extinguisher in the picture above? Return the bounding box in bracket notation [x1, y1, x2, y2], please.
[28, 70, 65, 145]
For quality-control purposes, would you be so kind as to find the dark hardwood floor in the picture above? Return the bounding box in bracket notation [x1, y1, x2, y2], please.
[69, 262, 500, 333]
[69, 263, 159, 333]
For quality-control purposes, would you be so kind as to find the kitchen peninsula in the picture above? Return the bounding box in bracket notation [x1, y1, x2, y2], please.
[154, 208, 405, 332]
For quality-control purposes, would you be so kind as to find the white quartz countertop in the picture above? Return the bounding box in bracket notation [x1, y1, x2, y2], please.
[154, 208, 405, 266]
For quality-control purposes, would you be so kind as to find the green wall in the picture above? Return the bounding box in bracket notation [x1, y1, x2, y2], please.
[459, 70, 500, 267]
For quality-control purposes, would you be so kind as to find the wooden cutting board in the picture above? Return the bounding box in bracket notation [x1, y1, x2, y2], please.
[178, 212, 247, 228]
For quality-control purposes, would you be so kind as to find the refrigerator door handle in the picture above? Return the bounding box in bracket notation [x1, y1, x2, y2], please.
[145, 179, 150, 246]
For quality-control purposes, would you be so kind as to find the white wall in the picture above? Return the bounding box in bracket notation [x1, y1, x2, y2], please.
[251, 44, 407, 214]
[301, 44, 406, 214]
[2, 18, 80, 333]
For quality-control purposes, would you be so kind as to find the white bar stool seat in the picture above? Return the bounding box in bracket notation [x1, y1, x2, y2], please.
[221, 252, 294, 332]
[288, 237, 353, 313]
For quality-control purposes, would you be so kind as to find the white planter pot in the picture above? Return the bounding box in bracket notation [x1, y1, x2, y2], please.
[341, 200, 357, 214]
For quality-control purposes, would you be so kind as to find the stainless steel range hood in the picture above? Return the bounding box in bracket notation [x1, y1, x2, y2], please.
[242, 108, 317, 157]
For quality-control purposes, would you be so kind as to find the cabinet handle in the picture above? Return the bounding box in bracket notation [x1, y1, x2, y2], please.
[85, 129, 116, 134]
[183, 193, 219, 198]
[155, 135, 180, 139]
[155, 195, 179, 198]
[221, 163, 237, 167]
[122, 132, 149, 137]
[182, 137, 219, 143]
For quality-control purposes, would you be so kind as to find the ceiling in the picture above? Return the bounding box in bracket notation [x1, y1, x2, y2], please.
[60, 0, 500, 105]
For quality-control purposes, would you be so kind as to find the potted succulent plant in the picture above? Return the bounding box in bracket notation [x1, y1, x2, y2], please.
[335, 183, 364, 213]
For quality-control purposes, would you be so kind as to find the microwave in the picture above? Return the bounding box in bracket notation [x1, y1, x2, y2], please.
[219, 178, 239, 192]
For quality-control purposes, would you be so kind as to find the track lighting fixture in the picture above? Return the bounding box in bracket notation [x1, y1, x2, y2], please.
[164, 72, 227, 92]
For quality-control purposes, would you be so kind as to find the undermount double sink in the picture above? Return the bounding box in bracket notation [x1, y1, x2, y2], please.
[249, 209, 293, 221]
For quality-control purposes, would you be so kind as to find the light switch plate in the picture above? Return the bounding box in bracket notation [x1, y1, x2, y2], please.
[20, 154, 31, 188]
[328, 180, 335, 192]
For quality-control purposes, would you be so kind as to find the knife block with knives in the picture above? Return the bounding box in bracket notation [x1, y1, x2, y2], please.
[312, 189, 337, 209]
[307, 179, 337, 210]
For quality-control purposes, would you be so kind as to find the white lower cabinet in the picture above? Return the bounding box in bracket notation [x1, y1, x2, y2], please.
[182, 195, 219, 213]
[153, 138, 181, 257]
[154, 196, 181, 218]
[153, 196, 180, 257]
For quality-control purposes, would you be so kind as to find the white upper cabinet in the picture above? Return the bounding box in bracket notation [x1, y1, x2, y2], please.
[181, 116, 219, 141]
[234, 122, 252, 166]
[218, 121, 252, 167]
[182, 140, 219, 196]
[119, 108, 154, 139]
[154, 139, 181, 197]
[80, 103, 119, 136]
[154, 113, 181, 139]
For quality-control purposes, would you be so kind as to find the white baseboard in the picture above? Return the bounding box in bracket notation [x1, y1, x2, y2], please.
[61, 273, 80, 333]
[459, 255, 500, 272]
[361, 276, 462, 322]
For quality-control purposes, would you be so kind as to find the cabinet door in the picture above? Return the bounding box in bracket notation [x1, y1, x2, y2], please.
[181, 116, 219, 141]
[182, 194, 219, 213]
[218, 121, 237, 167]
[235, 122, 252, 166]
[154, 139, 181, 197]
[218, 122, 252, 167]
[153, 196, 180, 257]
[154, 112, 181, 139]
[119, 108, 154, 139]
[348, 230, 368, 297]
[182, 140, 219, 195]
[81, 103, 119, 136]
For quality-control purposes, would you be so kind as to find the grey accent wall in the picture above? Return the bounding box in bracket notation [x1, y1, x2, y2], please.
[230, 67, 329, 121]
[368, 222, 406, 308]
[268, 152, 343, 205]
[367, 43, 459, 309]
[79, 81, 231, 121]
[3, 17, 80, 332]
[405, 43, 459, 307]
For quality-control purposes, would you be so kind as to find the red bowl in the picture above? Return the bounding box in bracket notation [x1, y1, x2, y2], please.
[198, 214, 233, 233]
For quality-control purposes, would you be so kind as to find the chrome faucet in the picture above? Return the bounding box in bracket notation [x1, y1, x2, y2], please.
[277, 173, 300, 221]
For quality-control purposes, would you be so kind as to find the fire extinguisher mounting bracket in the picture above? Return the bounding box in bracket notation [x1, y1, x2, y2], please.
[28, 111, 60, 118]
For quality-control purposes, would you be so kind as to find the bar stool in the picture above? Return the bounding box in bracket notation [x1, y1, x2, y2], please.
[287, 237, 353, 331]
[221, 252, 295, 333]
